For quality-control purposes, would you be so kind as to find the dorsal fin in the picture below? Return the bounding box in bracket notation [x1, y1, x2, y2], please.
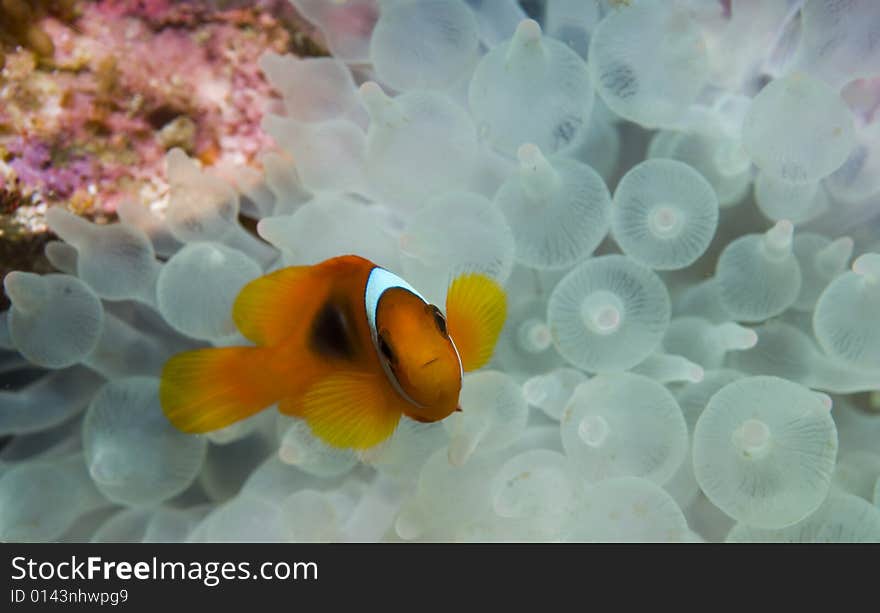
[233, 255, 375, 347]
[232, 266, 315, 346]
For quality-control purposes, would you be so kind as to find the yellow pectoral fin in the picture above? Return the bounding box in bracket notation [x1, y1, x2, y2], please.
[232, 265, 315, 346]
[298, 372, 402, 450]
[160, 346, 280, 433]
[445, 272, 507, 372]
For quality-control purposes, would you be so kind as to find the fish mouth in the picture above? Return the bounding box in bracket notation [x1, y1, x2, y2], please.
[421, 357, 439, 368]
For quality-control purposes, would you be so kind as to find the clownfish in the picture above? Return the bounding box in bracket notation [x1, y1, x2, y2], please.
[159, 255, 506, 450]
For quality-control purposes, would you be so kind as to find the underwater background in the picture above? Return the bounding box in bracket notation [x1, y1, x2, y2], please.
[1, 0, 880, 543]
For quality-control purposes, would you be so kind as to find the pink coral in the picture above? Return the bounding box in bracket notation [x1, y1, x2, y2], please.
[1, 0, 294, 219]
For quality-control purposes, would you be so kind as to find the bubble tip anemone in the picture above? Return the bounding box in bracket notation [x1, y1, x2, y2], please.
[3, 271, 46, 314]
[852, 253, 880, 282]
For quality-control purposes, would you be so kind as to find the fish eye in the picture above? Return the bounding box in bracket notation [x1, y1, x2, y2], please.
[378, 332, 397, 364]
[429, 304, 448, 336]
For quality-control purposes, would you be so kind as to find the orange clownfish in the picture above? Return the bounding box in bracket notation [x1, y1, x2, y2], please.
[159, 255, 506, 450]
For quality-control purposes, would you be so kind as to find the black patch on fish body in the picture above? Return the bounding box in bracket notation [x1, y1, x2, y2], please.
[309, 297, 356, 360]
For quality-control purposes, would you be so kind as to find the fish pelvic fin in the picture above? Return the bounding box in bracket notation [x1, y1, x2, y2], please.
[287, 371, 402, 450]
[160, 346, 281, 433]
[445, 272, 507, 371]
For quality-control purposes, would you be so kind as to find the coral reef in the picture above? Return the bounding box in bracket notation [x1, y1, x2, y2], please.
[0, 0, 319, 308]
[0, 1, 77, 62]
[2, 0, 880, 543]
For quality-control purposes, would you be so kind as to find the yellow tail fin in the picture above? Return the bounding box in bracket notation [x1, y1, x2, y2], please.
[160, 346, 281, 433]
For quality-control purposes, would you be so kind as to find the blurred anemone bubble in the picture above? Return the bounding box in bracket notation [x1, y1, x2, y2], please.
[715, 221, 802, 322]
[277, 416, 359, 478]
[399, 190, 515, 305]
[0, 454, 109, 543]
[662, 316, 757, 370]
[83, 377, 208, 507]
[547, 255, 671, 372]
[753, 173, 831, 225]
[262, 115, 368, 196]
[488, 449, 580, 541]
[45, 207, 162, 306]
[646, 130, 751, 208]
[726, 493, 880, 543]
[468, 19, 594, 156]
[443, 371, 529, 467]
[360, 83, 479, 212]
[522, 368, 587, 421]
[588, 1, 709, 129]
[742, 72, 856, 184]
[813, 253, 880, 370]
[369, 0, 480, 92]
[258, 52, 364, 124]
[727, 320, 880, 394]
[496, 144, 612, 270]
[560, 372, 688, 486]
[258, 193, 399, 270]
[791, 233, 854, 312]
[156, 243, 262, 341]
[492, 297, 565, 379]
[693, 376, 838, 529]
[611, 159, 719, 270]
[563, 477, 690, 543]
[794, 0, 880, 90]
